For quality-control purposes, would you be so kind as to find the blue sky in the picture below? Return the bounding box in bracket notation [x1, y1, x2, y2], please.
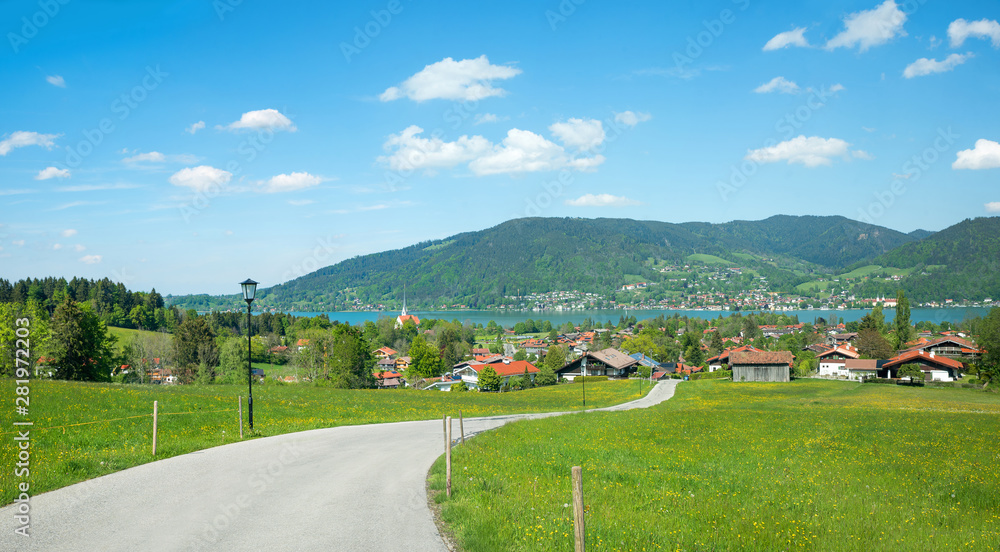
[1, 0, 999, 295]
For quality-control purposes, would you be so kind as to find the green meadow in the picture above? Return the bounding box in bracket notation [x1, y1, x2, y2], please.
[0, 378, 643, 505]
[429, 379, 1000, 551]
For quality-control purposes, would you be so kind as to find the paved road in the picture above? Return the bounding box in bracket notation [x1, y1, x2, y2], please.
[1, 380, 678, 552]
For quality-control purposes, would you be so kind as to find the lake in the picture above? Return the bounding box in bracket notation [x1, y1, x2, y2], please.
[284, 307, 991, 327]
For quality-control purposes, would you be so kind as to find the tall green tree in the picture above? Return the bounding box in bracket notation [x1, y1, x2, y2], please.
[173, 316, 218, 383]
[0, 301, 49, 377]
[478, 366, 502, 392]
[742, 316, 761, 341]
[326, 324, 376, 388]
[898, 363, 924, 385]
[893, 291, 914, 350]
[857, 328, 894, 360]
[709, 330, 724, 357]
[858, 304, 886, 335]
[47, 299, 116, 381]
[975, 307, 1000, 389]
[407, 334, 441, 378]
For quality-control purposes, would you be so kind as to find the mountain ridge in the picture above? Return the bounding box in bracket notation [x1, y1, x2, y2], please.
[168, 214, 995, 311]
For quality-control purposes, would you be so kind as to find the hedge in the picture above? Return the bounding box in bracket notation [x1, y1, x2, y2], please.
[573, 375, 609, 383]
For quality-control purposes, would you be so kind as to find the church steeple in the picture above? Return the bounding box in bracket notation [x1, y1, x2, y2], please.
[401, 284, 408, 316]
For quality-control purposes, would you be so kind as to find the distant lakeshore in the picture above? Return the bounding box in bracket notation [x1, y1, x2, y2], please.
[277, 307, 991, 327]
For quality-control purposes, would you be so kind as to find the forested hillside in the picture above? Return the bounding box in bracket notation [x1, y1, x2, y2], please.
[202, 215, 924, 311]
[867, 217, 1000, 302]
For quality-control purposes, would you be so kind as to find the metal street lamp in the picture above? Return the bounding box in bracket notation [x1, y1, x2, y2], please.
[581, 355, 587, 407]
[240, 278, 258, 431]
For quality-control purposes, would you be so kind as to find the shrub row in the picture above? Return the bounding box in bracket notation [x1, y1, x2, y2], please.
[691, 370, 731, 381]
[572, 375, 609, 383]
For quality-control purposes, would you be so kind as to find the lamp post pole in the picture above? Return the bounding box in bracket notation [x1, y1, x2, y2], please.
[581, 356, 586, 407]
[240, 279, 258, 431]
[247, 300, 252, 430]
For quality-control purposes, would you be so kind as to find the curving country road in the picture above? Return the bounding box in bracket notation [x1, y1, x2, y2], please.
[1, 380, 678, 552]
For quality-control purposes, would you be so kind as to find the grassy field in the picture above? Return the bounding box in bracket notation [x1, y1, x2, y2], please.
[795, 265, 917, 293]
[0, 378, 645, 505]
[686, 253, 733, 266]
[429, 379, 1000, 551]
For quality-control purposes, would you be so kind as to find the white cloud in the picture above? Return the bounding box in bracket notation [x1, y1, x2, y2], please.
[549, 118, 605, 151]
[953, 139, 1000, 170]
[122, 151, 198, 164]
[754, 76, 800, 94]
[262, 172, 323, 193]
[763, 27, 810, 50]
[565, 193, 640, 207]
[986, 202, 1000, 212]
[0, 131, 60, 156]
[825, 0, 907, 52]
[35, 166, 70, 180]
[224, 109, 296, 132]
[379, 55, 521, 102]
[852, 150, 875, 160]
[745, 135, 864, 167]
[829, 83, 846, 93]
[613, 111, 652, 128]
[46, 75, 66, 88]
[474, 113, 508, 125]
[469, 129, 604, 176]
[378, 125, 604, 176]
[378, 125, 492, 172]
[948, 18, 1000, 48]
[903, 53, 972, 78]
[12, 240, 25, 246]
[123, 151, 166, 163]
[74, 244, 85, 252]
[53, 243, 62, 250]
[61, 229, 77, 237]
[79, 255, 102, 265]
[168, 165, 233, 192]
[288, 199, 315, 206]
[186, 121, 206, 134]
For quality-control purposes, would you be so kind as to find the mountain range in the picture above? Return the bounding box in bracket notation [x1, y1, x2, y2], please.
[166, 215, 1000, 311]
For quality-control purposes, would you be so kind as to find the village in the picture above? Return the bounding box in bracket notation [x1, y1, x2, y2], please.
[326, 293, 985, 392]
[325, 260, 999, 313]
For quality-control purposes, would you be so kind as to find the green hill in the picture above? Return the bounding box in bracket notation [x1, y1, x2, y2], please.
[865, 216, 1000, 302]
[168, 215, 925, 311]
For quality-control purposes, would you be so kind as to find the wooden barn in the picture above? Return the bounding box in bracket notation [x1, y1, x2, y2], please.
[730, 350, 794, 383]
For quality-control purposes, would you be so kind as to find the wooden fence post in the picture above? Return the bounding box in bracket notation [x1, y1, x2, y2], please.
[572, 465, 585, 552]
[152, 401, 158, 456]
[446, 416, 453, 497]
[238, 395, 244, 439]
[459, 410, 465, 444]
[443, 415, 448, 453]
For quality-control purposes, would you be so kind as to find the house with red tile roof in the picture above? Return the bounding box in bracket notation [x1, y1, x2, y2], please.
[453, 360, 540, 388]
[519, 338, 548, 356]
[816, 343, 860, 360]
[373, 346, 398, 360]
[900, 336, 983, 361]
[882, 349, 964, 382]
[373, 369, 404, 389]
